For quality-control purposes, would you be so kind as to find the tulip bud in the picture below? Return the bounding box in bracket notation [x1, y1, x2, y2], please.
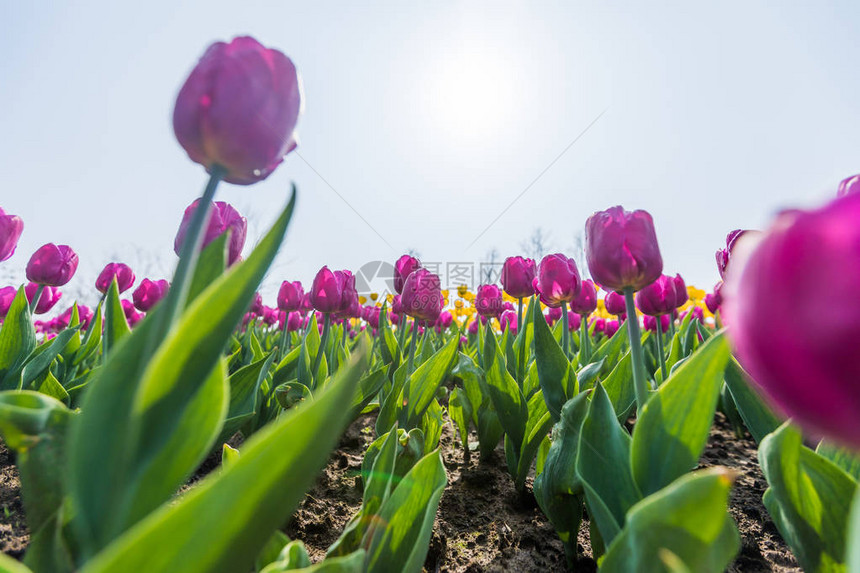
[475, 284, 504, 318]
[705, 282, 723, 314]
[635, 274, 687, 316]
[277, 280, 304, 312]
[546, 306, 563, 325]
[310, 266, 357, 314]
[500, 256, 536, 298]
[0, 207, 24, 262]
[724, 192, 860, 447]
[121, 299, 144, 327]
[567, 311, 582, 331]
[605, 319, 620, 338]
[95, 262, 136, 294]
[715, 229, 749, 279]
[26, 243, 78, 286]
[500, 310, 518, 335]
[173, 36, 302, 184]
[0, 286, 16, 318]
[400, 268, 443, 323]
[24, 282, 62, 314]
[174, 200, 247, 266]
[132, 278, 170, 312]
[394, 255, 422, 295]
[533, 254, 580, 308]
[604, 290, 627, 316]
[585, 206, 662, 292]
[570, 279, 597, 316]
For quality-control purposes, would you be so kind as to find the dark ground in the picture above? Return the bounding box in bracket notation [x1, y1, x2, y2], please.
[0, 412, 800, 571]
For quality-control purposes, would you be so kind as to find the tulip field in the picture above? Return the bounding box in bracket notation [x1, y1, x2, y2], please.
[3, 35, 860, 573]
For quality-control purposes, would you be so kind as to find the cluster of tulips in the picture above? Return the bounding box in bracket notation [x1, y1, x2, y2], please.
[1, 31, 860, 573]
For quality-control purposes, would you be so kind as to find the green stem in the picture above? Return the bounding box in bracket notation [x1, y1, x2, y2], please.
[29, 285, 44, 314]
[624, 287, 649, 412]
[516, 297, 526, 385]
[157, 165, 225, 334]
[560, 301, 570, 361]
[655, 316, 668, 381]
[406, 321, 419, 377]
[580, 313, 590, 363]
[312, 313, 331, 384]
[277, 315, 290, 363]
[517, 298, 523, 336]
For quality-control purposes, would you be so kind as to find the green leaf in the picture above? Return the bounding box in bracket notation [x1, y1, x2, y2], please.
[187, 233, 228, 306]
[600, 468, 740, 573]
[218, 353, 275, 444]
[576, 382, 641, 544]
[482, 327, 527, 450]
[103, 278, 131, 356]
[255, 530, 289, 572]
[21, 327, 79, 389]
[847, 487, 860, 573]
[723, 358, 782, 444]
[68, 194, 296, 558]
[759, 423, 856, 572]
[34, 370, 69, 405]
[448, 387, 473, 451]
[72, 302, 103, 367]
[78, 347, 362, 573]
[515, 390, 554, 490]
[365, 450, 447, 573]
[603, 351, 635, 421]
[400, 336, 458, 428]
[816, 441, 860, 483]
[348, 366, 387, 421]
[0, 287, 37, 390]
[0, 552, 34, 573]
[533, 306, 571, 423]
[630, 333, 730, 496]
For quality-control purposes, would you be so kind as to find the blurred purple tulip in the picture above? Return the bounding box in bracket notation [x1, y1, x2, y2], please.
[0, 207, 24, 262]
[500, 256, 536, 299]
[475, 284, 504, 318]
[96, 262, 136, 294]
[277, 280, 304, 312]
[604, 291, 626, 316]
[546, 306, 563, 325]
[173, 36, 302, 185]
[500, 310, 518, 335]
[643, 314, 670, 333]
[635, 274, 687, 316]
[468, 319, 479, 335]
[567, 311, 582, 331]
[26, 244, 78, 287]
[716, 229, 749, 280]
[132, 279, 169, 312]
[605, 319, 620, 338]
[705, 282, 723, 314]
[586, 206, 662, 292]
[174, 200, 247, 266]
[570, 279, 597, 316]
[0, 286, 16, 318]
[121, 299, 144, 327]
[394, 255, 422, 295]
[24, 282, 62, 314]
[837, 173, 860, 197]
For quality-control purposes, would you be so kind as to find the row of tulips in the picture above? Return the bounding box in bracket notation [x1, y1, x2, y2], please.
[0, 30, 858, 573]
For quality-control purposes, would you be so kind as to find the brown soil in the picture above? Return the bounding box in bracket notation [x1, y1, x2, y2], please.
[0, 412, 801, 571]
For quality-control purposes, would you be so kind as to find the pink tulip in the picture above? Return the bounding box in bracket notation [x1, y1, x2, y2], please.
[605, 319, 620, 338]
[24, 282, 62, 314]
[586, 206, 662, 292]
[132, 279, 169, 312]
[533, 254, 580, 308]
[635, 274, 687, 316]
[173, 36, 302, 185]
[500, 256, 536, 298]
[0, 207, 24, 262]
[500, 310, 518, 335]
[394, 255, 422, 295]
[604, 290, 627, 316]
[570, 278, 597, 316]
[310, 267, 357, 314]
[95, 262, 136, 294]
[26, 244, 78, 286]
[401, 268, 443, 323]
[277, 280, 304, 312]
[475, 284, 504, 318]
[174, 200, 247, 266]
[364, 306, 381, 329]
[567, 311, 582, 331]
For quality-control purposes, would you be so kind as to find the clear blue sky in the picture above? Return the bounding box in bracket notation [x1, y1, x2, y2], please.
[1, 1, 858, 307]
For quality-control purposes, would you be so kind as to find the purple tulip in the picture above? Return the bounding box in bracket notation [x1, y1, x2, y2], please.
[300, 292, 313, 314]
[174, 200, 247, 266]
[635, 274, 687, 316]
[680, 306, 704, 323]
[500, 310, 518, 335]
[26, 244, 78, 286]
[468, 319, 479, 335]
[95, 262, 136, 294]
[173, 36, 302, 185]
[605, 319, 620, 338]
[725, 192, 860, 447]
[310, 267, 356, 314]
[570, 278, 597, 316]
[261, 305, 279, 326]
[24, 282, 62, 314]
[705, 282, 723, 314]
[0, 286, 16, 318]
[837, 173, 860, 197]
[364, 306, 381, 329]
[533, 253, 580, 308]
[132, 278, 169, 312]
[567, 311, 582, 331]
[400, 268, 443, 323]
[121, 299, 144, 327]
[546, 306, 563, 325]
[277, 280, 304, 312]
[585, 206, 662, 292]
[435, 310, 453, 332]
[591, 317, 606, 333]
[0, 207, 24, 262]
[604, 291, 627, 316]
[475, 284, 504, 318]
[335, 288, 361, 320]
[500, 256, 536, 299]
[643, 314, 670, 333]
[394, 255, 422, 295]
[716, 229, 749, 280]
